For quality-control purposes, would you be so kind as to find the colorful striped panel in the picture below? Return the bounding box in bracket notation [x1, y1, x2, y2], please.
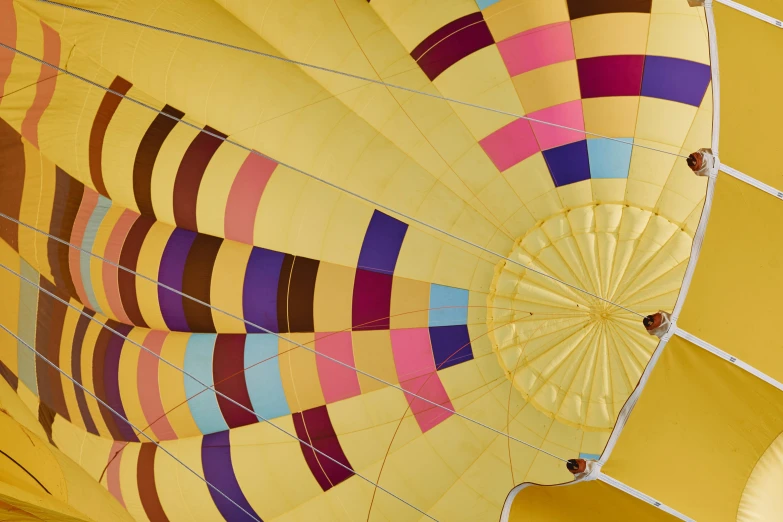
[357, 210, 408, 275]
[497, 22, 575, 77]
[277, 255, 319, 333]
[182, 234, 223, 333]
[106, 441, 126, 507]
[243, 335, 289, 419]
[641, 56, 711, 107]
[0, 118, 24, 251]
[69, 189, 99, 307]
[89, 77, 132, 197]
[49, 168, 83, 303]
[202, 431, 262, 522]
[118, 215, 155, 327]
[399, 374, 454, 433]
[428, 285, 469, 327]
[70, 311, 98, 435]
[133, 105, 186, 217]
[213, 334, 257, 429]
[137, 444, 170, 522]
[577, 55, 646, 98]
[16, 260, 39, 394]
[292, 405, 354, 491]
[567, 0, 652, 20]
[224, 153, 277, 245]
[172, 126, 227, 231]
[184, 334, 229, 435]
[103, 209, 137, 324]
[20, 22, 59, 148]
[476, 0, 501, 9]
[429, 325, 474, 370]
[137, 330, 176, 441]
[243, 247, 285, 334]
[34, 278, 69, 422]
[410, 12, 495, 81]
[529, 100, 585, 151]
[352, 269, 392, 331]
[157, 228, 196, 332]
[587, 138, 633, 179]
[79, 195, 112, 313]
[314, 332, 361, 404]
[542, 140, 592, 187]
[0, 1, 16, 97]
[93, 320, 138, 441]
[479, 118, 539, 172]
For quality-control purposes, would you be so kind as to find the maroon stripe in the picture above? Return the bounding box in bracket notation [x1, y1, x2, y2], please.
[70, 310, 98, 435]
[38, 401, 57, 446]
[47, 168, 83, 302]
[172, 126, 227, 231]
[117, 215, 155, 327]
[411, 13, 494, 81]
[0, 118, 25, 251]
[34, 278, 70, 422]
[137, 444, 170, 522]
[276, 254, 295, 333]
[287, 257, 319, 333]
[89, 76, 132, 197]
[33, 279, 54, 411]
[133, 105, 185, 217]
[92, 325, 123, 439]
[181, 233, 222, 333]
[213, 334, 256, 428]
[293, 405, 354, 491]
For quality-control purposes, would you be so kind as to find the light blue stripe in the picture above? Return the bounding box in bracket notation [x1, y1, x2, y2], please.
[476, 0, 501, 9]
[244, 335, 289, 420]
[80, 195, 111, 314]
[579, 452, 601, 460]
[16, 260, 38, 394]
[587, 138, 633, 179]
[183, 334, 228, 435]
[429, 284, 469, 327]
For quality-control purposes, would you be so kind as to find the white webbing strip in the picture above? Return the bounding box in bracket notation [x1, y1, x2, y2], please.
[720, 164, 783, 200]
[715, 0, 783, 28]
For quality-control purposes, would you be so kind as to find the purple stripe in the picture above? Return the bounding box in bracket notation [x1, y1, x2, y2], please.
[578, 55, 645, 98]
[158, 228, 197, 332]
[357, 211, 408, 275]
[641, 55, 711, 107]
[542, 140, 591, 187]
[202, 431, 262, 522]
[103, 320, 137, 442]
[429, 325, 474, 370]
[243, 247, 284, 334]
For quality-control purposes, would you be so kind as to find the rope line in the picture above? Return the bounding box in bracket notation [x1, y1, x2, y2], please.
[0, 41, 645, 318]
[0, 322, 264, 522]
[0, 261, 441, 521]
[35, 0, 690, 160]
[0, 210, 568, 462]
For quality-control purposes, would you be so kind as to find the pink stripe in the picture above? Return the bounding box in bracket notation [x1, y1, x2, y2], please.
[137, 330, 177, 440]
[224, 153, 276, 244]
[21, 22, 60, 148]
[68, 189, 98, 306]
[529, 99, 585, 150]
[401, 374, 454, 433]
[479, 118, 540, 172]
[0, 0, 17, 97]
[391, 328, 436, 382]
[498, 22, 575, 76]
[106, 441, 126, 508]
[315, 332, 361, 403]
[102, 210, 137, 323]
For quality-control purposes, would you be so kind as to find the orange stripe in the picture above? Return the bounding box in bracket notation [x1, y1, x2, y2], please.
[0, 0, 17, 97]
[68, 188, 98, 306]
[224, 153, 276, 244]
[137, 330, 177, 441]
[21, 22, 60, 147]
[106, 441, 126, 508]
[102, 210, 137, 323]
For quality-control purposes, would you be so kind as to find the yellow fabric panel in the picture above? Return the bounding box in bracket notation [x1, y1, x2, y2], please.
[210, 240, 250, 333]
[582, 96, 640, 142]
[278, 333, 325, 412]
[0, 241, 21, 374]
[312, 262, 354, 332]
[394, 227, 440, 282]
[678, 173, 783, 380]
[390, 276, 430, 329]
[738, 0, 783, 20]
[88, 205, 124, 316]
[368, 0, 477, 50]
[133, 222, 169, 331]
[158, 332, 200, 438]
[507, 480, 677, 522]
[604, 336, 783, 521]
[714, 3, 783, 188]
[634, 97, 698, 149]
[647, 3, 710, 64]
[431, 242, 480, 290]
[351, 330, 398, 393]
[117, 443, 148, 522]
[592, 179, 626, 204]
[483, 0, 569, 42]
[738, 431, 783, 522]
[557, 180, 593, 210]
[50, 417, 113, 486]
[78, 320, 111, 438]
[19, 142, 55, 278]
[286, 181, 343, 261]
[150, 124, 199, 225]
[511, 61, 581, 114]
[572, 14, 650, 59]
[117, 329, 146, 437]
[56, 309, 81, 430]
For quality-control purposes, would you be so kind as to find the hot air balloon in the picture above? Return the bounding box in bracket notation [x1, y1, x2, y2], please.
[0, 0, 772, 521]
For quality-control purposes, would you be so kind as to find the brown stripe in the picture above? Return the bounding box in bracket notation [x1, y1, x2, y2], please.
[137, 444, 170, 522]
[38, 401, 57, 447]
[133, 105, 185, 217]
[566, 0, 652, 19]
[276, 254, 295, 333]
[287, 257, 319, 333]
[92, 325, 122, 439]
[70, 310, 98, 435]
[35, 278, 70, 422]
[0, 118, 25, 251]
[47, 168, 83, 302]
[0, 360, 18, 391]
[172, 126, 227, 231]
[117, 215, 155, 327]
[181, 233, 222, 333]
[89, 76, 132, 197]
